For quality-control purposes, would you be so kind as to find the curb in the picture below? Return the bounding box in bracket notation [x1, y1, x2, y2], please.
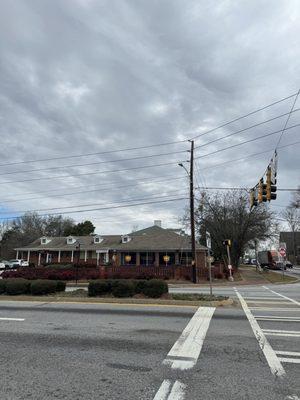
[0, 296, 233, 308]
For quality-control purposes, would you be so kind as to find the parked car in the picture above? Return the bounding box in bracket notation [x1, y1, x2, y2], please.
[0, 261, 7, 276]
[285, 261, 293, 269]
[8, 259, 29, 268]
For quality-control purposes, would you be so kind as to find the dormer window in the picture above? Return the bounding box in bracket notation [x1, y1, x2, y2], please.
[67, 236, 76, 245]
[40, 236, 51, 245]
[94, 236, 103, 244]
[121, 235, 131, 244]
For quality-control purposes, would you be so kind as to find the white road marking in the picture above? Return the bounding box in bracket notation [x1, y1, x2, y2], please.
[262, 287, 300, 306]
[264, 332, 300, 337]
[278, 357, 300, 364]
[249, 308, 300, 312]
[254, 315, 300, 320]
[163, 306, 215, 370]
[246, 301, 292, 304]
[262, 329, 300, 334]
[256, 318, 300, 322]
[275, 351, 300, 357]
[153, 380, 186, 400]
[235, 289, 285, 377]
[0, 317, 25, 321]
[243, 297, 283, 300]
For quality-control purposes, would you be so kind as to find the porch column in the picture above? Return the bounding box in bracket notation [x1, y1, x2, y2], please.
[46, 253, 49, 263]
[175, 251, 179, 265]
[96, 252, 100, 266]
[27, 250, 30, 262]
[38, 253, 41, 266]
[84, 250, 87, 262]
[106, 250, 109, 263]
[71, 250, 74, 262]
[154, 252, 159, 267]
[16, 250, 19, 259]
[136, 252, 140, 266]
[58, 250, 61, 263]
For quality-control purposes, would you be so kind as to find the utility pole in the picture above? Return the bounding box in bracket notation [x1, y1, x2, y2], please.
[178, 140, 197, 284]
[189, 140, 197, 284]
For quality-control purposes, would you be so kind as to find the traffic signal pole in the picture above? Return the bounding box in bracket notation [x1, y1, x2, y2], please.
[189, 140, 197, 284]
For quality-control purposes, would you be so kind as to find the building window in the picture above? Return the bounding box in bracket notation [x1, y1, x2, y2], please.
[94, 236, 103, 244]
[140, 252, 155, 266]
[121, 235, 131, 244]
[41, 238, 47, 244]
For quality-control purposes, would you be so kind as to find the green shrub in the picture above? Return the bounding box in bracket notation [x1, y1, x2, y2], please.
[5, 279, 31, 295]
[88, 280, 112, 297]
[56, 281, 66, 292]
[141, 280, 168, 298]
[134, 280, 148, 294]
[112, 280, 135, 298]
[0, 280, 6, 294]
[30, 280, 57, 295]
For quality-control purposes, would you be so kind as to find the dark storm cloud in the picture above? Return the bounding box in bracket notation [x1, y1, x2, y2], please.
[0, 0, 299, 232]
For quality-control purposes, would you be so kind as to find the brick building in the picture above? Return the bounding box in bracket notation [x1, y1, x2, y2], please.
[15, 224, 207, 270]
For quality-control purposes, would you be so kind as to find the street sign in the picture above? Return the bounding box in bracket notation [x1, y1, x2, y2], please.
[279, 248, 286, 257]
[206, 231, 211, 249]
[228, 264, 232, 270]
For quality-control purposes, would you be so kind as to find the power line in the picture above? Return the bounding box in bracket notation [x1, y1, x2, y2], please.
[0, 175, 187, 204]
[276, 89, 300, 149]
[0, 160, 188, 186]
[0, 139, 188, 168]
[194, 186, 298, 192]
[0, 191, 188, 215]
[190, 91, 299, 140]
[0, 91, 298, 168]
[194, 108, 300, 150]
[1, 122, 299, 187]
[198, 139, 300, 171]
[0, 197, 188, 221]
[194, 123, 300, 160]
[0, 149, 189, 177]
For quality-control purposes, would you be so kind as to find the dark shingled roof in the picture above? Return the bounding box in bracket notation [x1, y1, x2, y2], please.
[16, 225, 206, 252]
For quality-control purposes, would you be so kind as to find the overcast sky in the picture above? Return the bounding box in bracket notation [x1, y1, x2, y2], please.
[0, 0, 299, 234]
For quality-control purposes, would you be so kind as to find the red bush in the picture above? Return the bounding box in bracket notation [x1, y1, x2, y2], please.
[2, 267, 100, 281]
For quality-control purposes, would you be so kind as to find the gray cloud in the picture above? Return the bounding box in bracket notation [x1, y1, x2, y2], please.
[0, 0, 299, 233]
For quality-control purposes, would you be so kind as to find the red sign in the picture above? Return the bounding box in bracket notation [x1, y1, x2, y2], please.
[279, 248, 286, 257]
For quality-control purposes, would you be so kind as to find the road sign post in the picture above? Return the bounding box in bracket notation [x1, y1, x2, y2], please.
[206, 231, 213, 296]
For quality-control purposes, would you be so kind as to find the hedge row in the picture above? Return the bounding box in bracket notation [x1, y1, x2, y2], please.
[2, 267, 100, 281]
[0, 279, 66, 295]
[88, 279, 168, 298]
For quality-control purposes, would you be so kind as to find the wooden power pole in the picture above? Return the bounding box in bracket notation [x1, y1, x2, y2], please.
[189, 140, 197, 283]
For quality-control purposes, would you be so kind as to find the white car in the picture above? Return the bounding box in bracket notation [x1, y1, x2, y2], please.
[0, 262, 6, 276]
[8, 259, 29, 268]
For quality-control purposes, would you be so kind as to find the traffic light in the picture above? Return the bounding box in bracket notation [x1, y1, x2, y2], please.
[250, 188, 258, 209]
[266, 167, 277, 201]
[223, 239, 231, 247]
[258, 178, 267, 203]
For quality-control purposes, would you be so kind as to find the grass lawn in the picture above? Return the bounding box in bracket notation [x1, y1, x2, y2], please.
[262, 271, 298, 284]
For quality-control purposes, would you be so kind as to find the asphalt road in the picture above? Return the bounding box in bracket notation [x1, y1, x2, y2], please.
[0, 284, 299, 399]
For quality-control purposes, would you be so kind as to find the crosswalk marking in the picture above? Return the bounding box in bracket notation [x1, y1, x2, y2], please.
[163, 306, 215, 370]
[278, 358, 300, 364]
[153, 380, 186, 400]
[262, 287, 300, 306]
[275, 351, 300, 357]
[235, 288, 285, 377]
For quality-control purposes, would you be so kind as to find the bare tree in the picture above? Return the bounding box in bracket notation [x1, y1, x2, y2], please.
[193, 190, 275, 267]
[282, 198, 300, 261]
